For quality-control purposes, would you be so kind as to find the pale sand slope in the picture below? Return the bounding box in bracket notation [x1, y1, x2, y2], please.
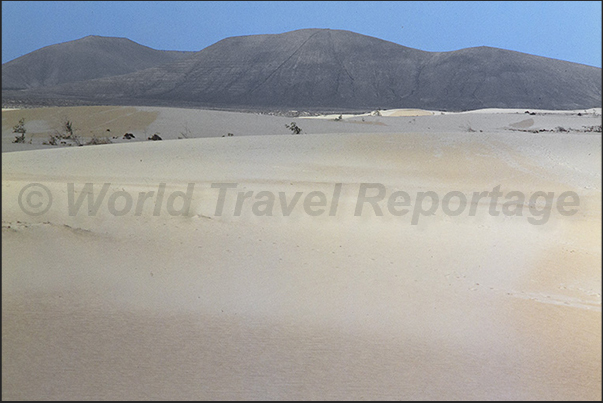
[2, 105, 601, 153]
[2, 128, 601, 399]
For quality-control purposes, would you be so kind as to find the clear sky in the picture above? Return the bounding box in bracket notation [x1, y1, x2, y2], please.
[2, 1, 601, 67]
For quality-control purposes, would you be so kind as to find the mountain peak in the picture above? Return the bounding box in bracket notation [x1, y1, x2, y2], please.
[2, 35, 193, 90]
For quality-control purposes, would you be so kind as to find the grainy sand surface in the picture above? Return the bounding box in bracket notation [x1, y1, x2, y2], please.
[2, 106, 601, 400]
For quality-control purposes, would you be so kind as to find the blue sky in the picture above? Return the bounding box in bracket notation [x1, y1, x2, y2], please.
[2, 1, 601, 67]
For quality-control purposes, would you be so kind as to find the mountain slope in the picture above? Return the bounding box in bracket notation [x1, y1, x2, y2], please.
[3, 29, 601, 111]
[1, 35, 194, 90]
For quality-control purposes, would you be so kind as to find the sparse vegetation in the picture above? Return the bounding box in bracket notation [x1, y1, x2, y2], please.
[285, 122, 302, 134]
[12, 118, 26, 143]
[61, 119, 81, 145]
[460, 123, 476, 132]
[43, 135, 58, 146]
[510, 124, 601, 134]
[583, 125, 602, 133]
[85, 136, 113, 145]
[64, 120, 74, 138]
[179, 123, 192, 139]
[44, 118, 82, 146]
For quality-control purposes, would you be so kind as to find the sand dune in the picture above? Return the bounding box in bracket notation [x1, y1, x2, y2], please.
[2, 107, 601, 399]
[2, 105, 601, 152]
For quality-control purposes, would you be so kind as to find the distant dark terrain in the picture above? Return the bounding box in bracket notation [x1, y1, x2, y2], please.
[2, 35, 193, 91]
[2, 29, 601, 111]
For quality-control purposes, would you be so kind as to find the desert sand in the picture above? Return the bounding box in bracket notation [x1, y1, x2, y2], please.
[2, 106, 601, 400]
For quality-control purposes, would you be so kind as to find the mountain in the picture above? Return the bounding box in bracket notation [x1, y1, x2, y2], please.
[1, 35, 194, 90]
[2, 29, 601, 111]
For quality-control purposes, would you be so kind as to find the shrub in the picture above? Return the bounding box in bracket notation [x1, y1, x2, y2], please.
[583, 125, 602, 133]
[51, 118, 82, 146]
[180, 123, 192, 139]
[460, 123, 476, 132]
[64, 120, 74, 138]
[85, 136, 113, 145]
[12, 118, 26, 143]
[285, 122, 302, 134]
